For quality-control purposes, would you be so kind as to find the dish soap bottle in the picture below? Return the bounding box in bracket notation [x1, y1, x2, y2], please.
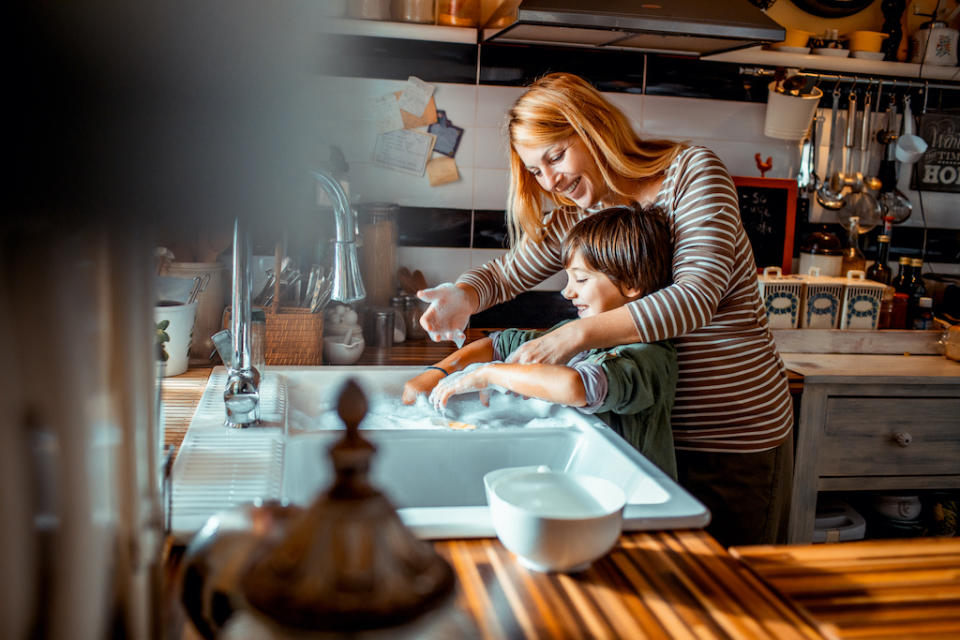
[840, 216, 865, 277]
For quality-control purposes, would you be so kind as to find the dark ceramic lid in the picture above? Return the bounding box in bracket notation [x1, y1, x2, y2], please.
[800, 227, 843, 255]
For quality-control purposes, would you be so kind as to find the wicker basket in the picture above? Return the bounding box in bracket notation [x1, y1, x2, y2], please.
[222, 306, 324, 365]
[263, 305, 324, 365]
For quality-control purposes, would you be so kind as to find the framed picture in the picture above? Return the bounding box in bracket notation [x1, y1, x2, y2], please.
[913, 113, 960, 193]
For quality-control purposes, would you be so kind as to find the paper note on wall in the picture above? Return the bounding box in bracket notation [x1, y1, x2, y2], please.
[398, 76, 435, 117]
[427, 156, 459, 186]
[393, 91, 437, 129]
[370, 93, 404, 134]
[373, 129, 437, 176]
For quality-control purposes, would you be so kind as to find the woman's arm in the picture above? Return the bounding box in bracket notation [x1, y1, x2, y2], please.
[510, 147, 741, 364]
[429, 362, 586, 408]
[401, 336, 495, 404]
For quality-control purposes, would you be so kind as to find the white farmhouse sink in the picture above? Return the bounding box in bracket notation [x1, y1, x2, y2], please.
[170, 366, 709, 540]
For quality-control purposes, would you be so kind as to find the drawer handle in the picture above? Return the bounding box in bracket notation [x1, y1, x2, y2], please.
[893, 432, 912, 447]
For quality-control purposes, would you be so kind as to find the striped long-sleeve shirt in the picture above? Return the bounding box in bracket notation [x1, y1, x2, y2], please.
[458, 146, 793, 453]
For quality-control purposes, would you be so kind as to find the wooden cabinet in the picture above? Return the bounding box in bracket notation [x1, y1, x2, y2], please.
[784, 354, 960, 543]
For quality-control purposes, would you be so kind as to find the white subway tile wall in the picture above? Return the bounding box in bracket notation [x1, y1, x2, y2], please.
[328, 77, 960, 289]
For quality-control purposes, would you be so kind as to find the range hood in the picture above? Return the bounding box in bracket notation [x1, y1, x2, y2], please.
[485, 0, 785, 57]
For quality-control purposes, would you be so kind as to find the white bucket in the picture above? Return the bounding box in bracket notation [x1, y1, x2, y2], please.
[764, 82, 823, 140]
[155, 301, 198, 376]
[163, 261, 228, 361]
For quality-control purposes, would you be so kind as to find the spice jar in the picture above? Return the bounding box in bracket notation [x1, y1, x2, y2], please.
[357, 203, 398, 308]
[393, 0, 434, 23]
[437, 0, 478, 26]
[403, 295, 426, 340]
[390, 295, 407, 343]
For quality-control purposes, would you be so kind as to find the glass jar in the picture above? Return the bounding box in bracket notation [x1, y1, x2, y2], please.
[437, 0, 478, 26]
[393, 0, 434, 23]
[358, 203, 398, 308]
[390, 296, 407, 343]
[403, 295, 426, 340]
[348, 0, 392, 20]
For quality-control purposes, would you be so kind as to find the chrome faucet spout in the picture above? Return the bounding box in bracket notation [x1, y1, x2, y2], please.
[312, 169, 365, 304]
[224, 217, 260, 427]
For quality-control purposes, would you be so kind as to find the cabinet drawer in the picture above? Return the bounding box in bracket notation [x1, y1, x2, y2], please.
[817, 396, 960, 476]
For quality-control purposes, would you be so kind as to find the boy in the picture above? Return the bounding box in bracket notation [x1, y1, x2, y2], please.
[402, 204, 678, 478]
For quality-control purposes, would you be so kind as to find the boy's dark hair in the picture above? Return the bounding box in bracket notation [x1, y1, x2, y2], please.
[561, 204, 673, 297]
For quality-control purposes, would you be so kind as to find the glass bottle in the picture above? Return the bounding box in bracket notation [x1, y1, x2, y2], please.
[912, 296, 934, 330]
[840, 216, 866, 277]
[865, 234, 892, 285]
[906, 258, 928, 328]
[891, 256, 912, 294]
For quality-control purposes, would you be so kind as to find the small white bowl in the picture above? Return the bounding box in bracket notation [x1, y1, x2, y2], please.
[771, 44, 810, 54]
[484, 466, 625, 573]
[323, 336, 365, 365]
[851, 50, 885, 60]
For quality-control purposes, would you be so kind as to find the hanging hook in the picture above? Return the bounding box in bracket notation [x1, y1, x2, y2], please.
[832, 76, 843, 95]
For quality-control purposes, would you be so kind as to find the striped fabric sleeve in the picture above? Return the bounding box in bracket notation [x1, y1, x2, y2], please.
[456, 209, 579, 312]
[627, 147, 742, 343]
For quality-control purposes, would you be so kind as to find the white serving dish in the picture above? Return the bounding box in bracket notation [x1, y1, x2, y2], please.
[484, 466, 624, 573]
[771, 44, 810, 54]
[169, 367, 709, 540]
[813, 47, 850, 57]
[851, 50, 885, 60]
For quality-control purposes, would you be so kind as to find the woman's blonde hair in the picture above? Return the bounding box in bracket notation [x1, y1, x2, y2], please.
[506, 72, 684, 246]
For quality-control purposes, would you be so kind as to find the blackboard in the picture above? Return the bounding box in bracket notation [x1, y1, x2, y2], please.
[733, 176, 797, 274]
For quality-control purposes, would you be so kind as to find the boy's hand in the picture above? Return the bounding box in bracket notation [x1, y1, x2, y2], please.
[429, 364, 494, 409]
[401, 369, 446, 405]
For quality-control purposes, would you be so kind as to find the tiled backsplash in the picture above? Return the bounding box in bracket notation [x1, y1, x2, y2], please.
[318, 38, 960, 312]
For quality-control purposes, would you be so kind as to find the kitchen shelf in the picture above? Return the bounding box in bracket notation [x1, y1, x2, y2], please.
[704, 45, 960, 83]
[321, 17, 478, 44]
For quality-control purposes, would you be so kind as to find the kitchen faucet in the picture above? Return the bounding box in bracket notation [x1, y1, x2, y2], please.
[223, 169, 364, 427]
[224, 217, 260, 427]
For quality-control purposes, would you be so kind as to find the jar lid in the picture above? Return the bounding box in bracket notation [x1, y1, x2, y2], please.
[800, 228, 843, 255]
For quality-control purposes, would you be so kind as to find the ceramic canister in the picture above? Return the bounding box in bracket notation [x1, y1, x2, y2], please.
[797, 267, 844, 329]
[837, 271, 886, 330]
[757, 266, 804, 329]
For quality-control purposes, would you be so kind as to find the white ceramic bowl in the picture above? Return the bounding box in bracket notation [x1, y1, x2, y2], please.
[484, 466, 625, 573]
[323, 336, 365, 365]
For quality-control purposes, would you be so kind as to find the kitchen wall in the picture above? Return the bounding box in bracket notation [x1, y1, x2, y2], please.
[316, 34, 960, 325]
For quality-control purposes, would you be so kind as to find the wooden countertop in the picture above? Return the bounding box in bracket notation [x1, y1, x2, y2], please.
[161, 348, 954, 639]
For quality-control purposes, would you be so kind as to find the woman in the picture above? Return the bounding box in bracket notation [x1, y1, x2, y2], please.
[417, 72, 793, 546]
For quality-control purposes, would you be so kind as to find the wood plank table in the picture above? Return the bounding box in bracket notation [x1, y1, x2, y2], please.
[731, 539, 960, 640]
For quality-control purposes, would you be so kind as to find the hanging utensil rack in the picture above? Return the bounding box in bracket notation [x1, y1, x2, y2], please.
[739, 67, 955, 92]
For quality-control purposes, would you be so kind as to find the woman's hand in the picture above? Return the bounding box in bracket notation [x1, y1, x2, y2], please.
[428, 364, 494, 409]
[505, 321, 584, 365]
[418, 283, 478, 346]
[401, 370, 445, 405]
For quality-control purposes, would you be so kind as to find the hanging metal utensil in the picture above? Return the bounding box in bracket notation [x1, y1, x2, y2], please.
[829, 91, 858, 197]
[859, 85, 883, 192]
[838, 90, 881, 234]
[816, 87, 845, 210]
[896, 94, 928, 163]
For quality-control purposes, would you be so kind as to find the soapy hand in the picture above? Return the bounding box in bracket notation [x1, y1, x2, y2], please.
[428, 362, 496, 410]
[417, 283, 474, 347]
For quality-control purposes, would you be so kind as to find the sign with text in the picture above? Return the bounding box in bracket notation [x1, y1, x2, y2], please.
[914, 113, 960, 193]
